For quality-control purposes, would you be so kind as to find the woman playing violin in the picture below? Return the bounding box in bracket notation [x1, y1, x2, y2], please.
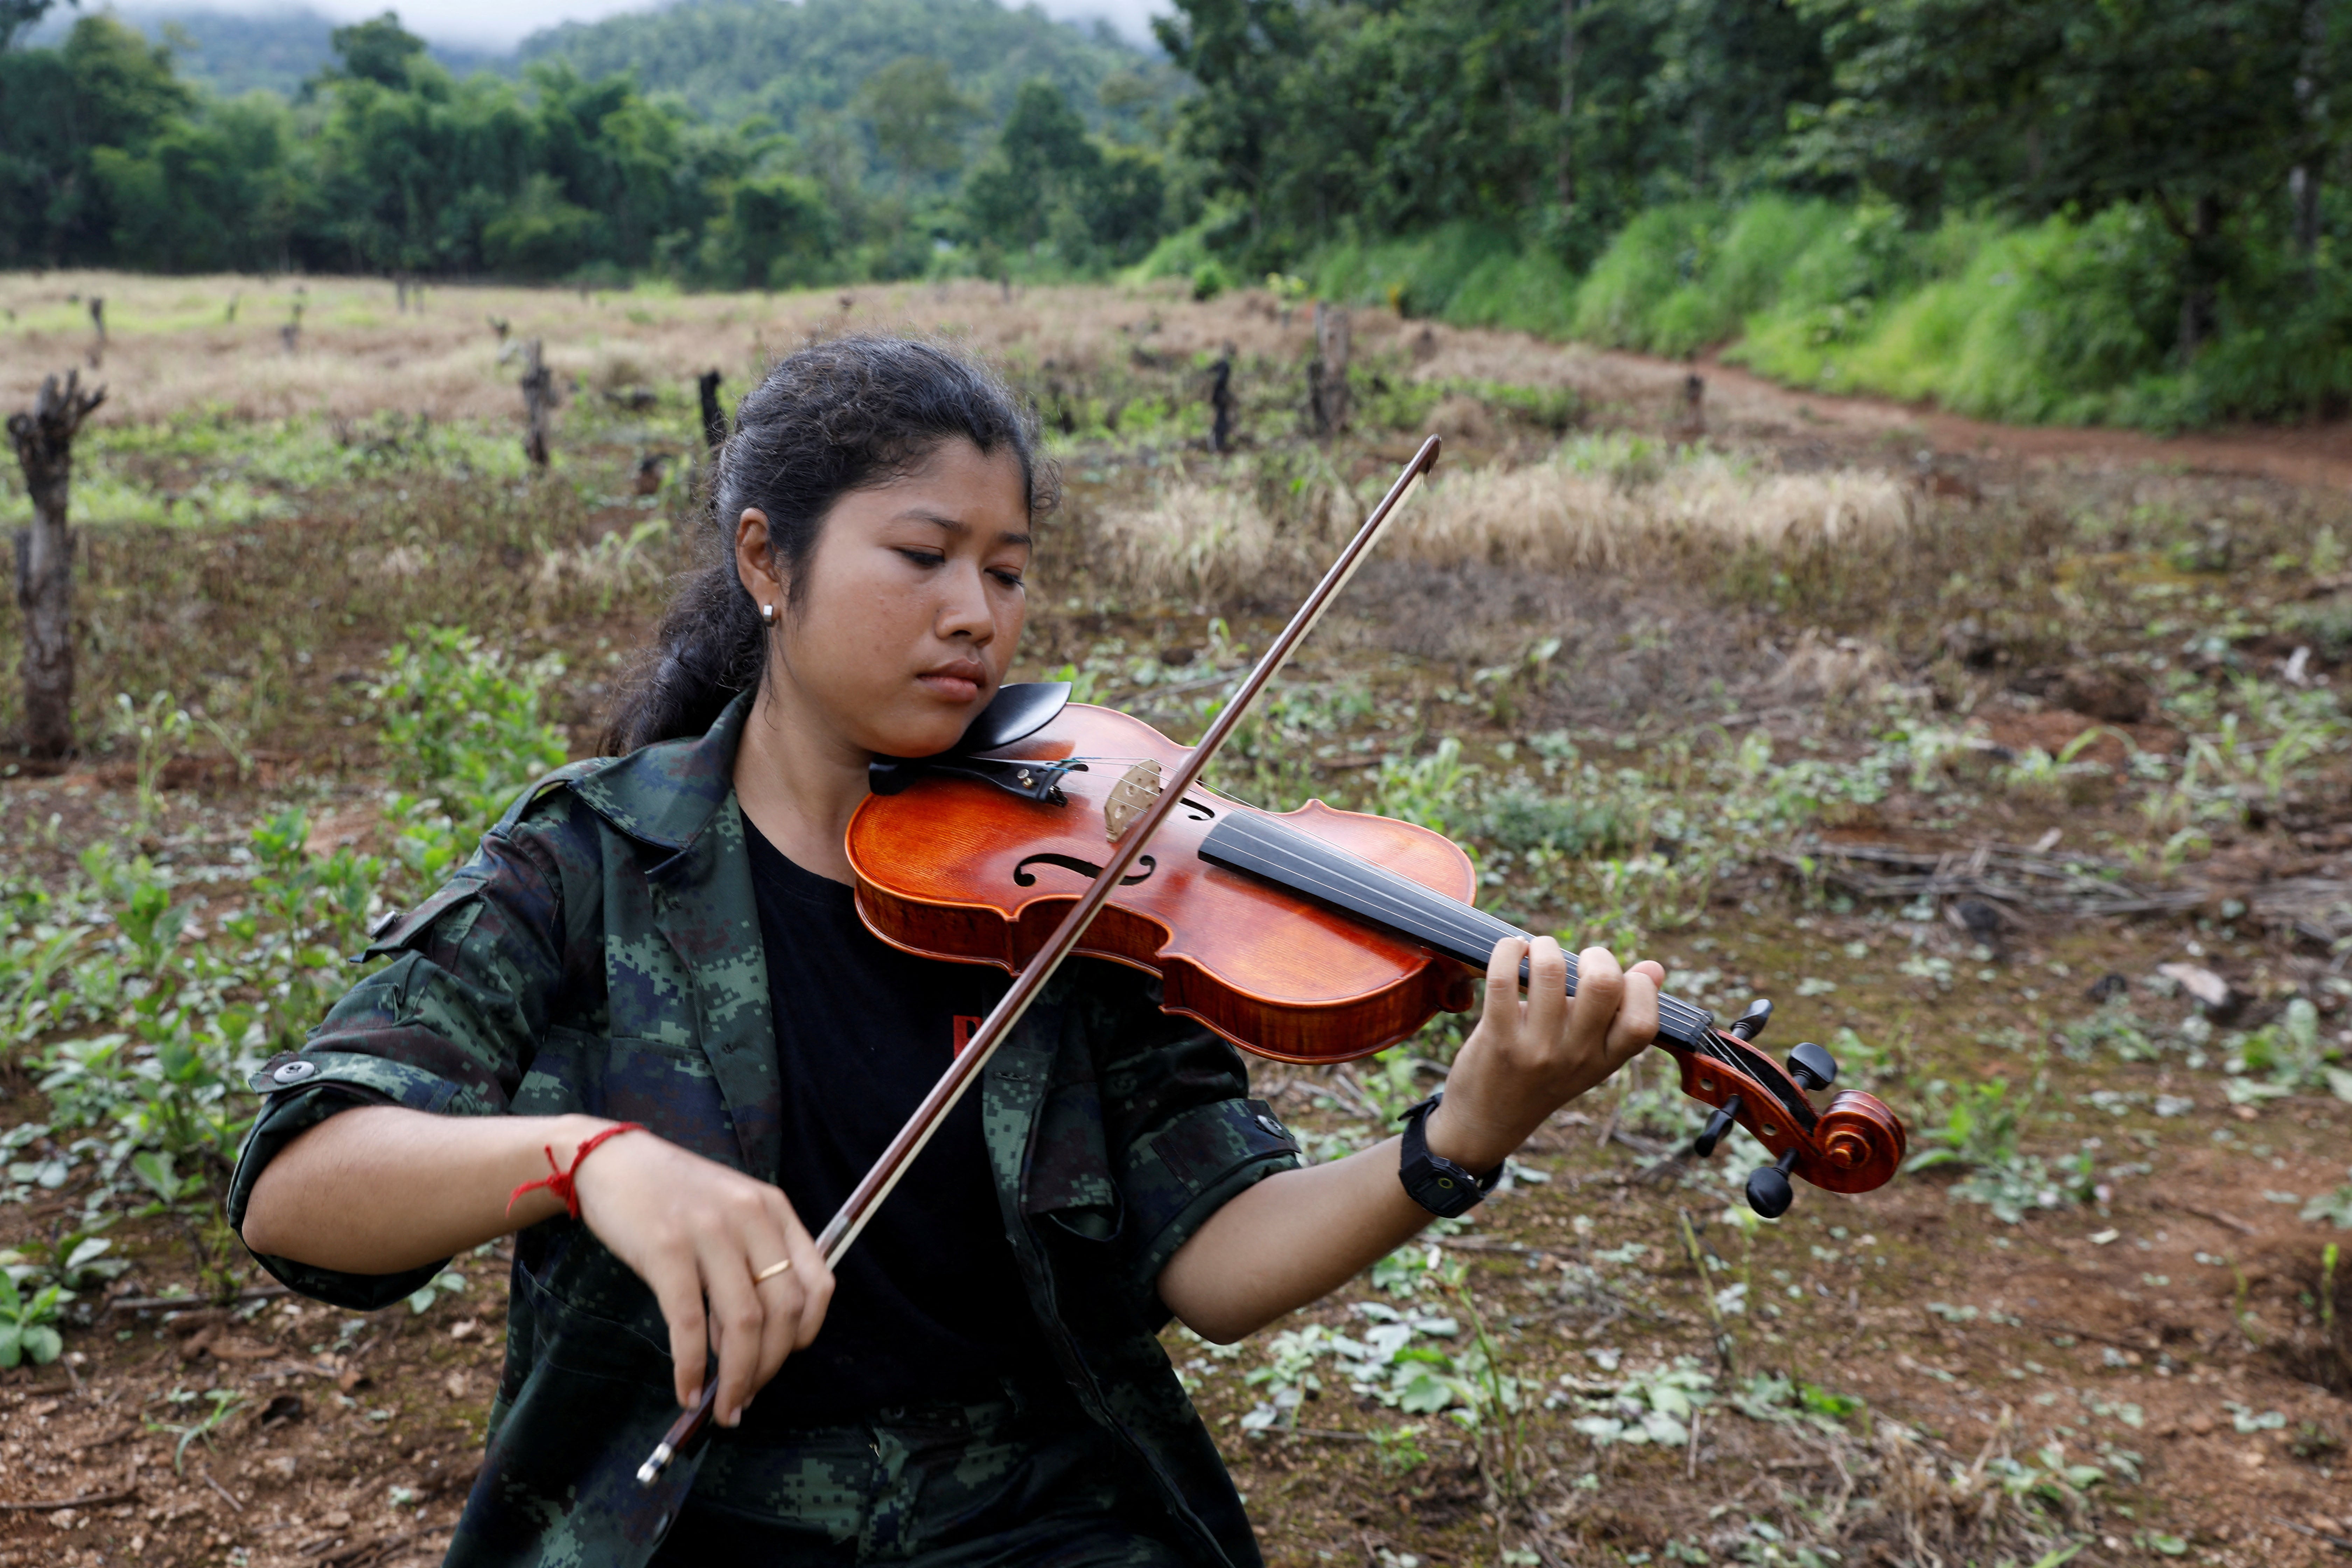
[231, 337, 1667, 1568]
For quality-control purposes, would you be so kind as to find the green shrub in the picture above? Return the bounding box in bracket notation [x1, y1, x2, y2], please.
[369, 626, 571, 885]
[1567, 204, 1719, 350]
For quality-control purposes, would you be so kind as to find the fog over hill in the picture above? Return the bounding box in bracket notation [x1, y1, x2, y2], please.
[21, 5, 501, 96]
[518, 0, 1161, 132]
[22, 0, 1165, 113]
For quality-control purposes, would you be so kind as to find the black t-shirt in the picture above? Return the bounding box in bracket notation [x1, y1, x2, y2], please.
[739, 822, 1060, 1428]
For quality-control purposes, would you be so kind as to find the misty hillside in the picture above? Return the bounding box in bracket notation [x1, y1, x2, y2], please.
[22, 5, 502, 96]
[518, 0, 1161, 131]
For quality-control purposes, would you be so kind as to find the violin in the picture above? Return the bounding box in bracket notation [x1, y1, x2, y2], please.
[638, 435, 1903, 1485]
[849, 700, 1906, 1219]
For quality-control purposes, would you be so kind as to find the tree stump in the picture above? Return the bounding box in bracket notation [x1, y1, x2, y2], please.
[6, 370, 105, 761]
[520, 340, 556, 469]
[1310, 302, 1351, 437]
[1209, 353, 1236, 454]
[698, 370, 727, 453]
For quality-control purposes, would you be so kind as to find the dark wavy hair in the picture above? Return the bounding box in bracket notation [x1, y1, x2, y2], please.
[602, 336, 1052, 755]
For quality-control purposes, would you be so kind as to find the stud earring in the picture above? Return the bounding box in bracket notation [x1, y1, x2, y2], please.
[760, 603, 776, 625]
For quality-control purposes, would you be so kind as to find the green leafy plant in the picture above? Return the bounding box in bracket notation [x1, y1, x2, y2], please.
[407, 1267, 469, 1315]
[146, 1388, 248, 1472]
[0, 1271, 64, 1367]
[2059, 1003, 2161, 1063]
[369, 626, 569, 886]
[2228, 998, 2352, 1102]
[1, 1219, 130, 1297]
[2305, 1173, 2352, 1229]
[1365, 1422, 1428, 1473]
[1906, 1080, 2098, 1223]
[1558, 1357, 1715, 1447]
[111, 691, 195, 834]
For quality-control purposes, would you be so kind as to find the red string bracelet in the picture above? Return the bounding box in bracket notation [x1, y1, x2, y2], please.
[508, 1122, 645, 1219]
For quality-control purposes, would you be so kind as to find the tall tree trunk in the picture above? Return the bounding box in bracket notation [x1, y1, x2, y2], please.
[1556, 0, 1579, 220]
[2293, 0, 2328, 277]
[2178, 195, 2224, 364]
[6, 370, 105, 761]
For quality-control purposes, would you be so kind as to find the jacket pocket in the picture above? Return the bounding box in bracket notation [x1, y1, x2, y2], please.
[1024, 1078, 1124, 1244]
[359, 875, 487, 963]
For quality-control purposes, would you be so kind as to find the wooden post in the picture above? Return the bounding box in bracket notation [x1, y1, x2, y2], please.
[1310, 302, 1351, 437]
[1209, 351, 1236, 454]
[520, 339, 555, 469]
[86, 297, 105, 368]
[1676, 373, 1706, 439]
[7, 370, 105, 761]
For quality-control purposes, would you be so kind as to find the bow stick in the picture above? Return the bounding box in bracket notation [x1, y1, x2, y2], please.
[637, 434, 1447, 1483]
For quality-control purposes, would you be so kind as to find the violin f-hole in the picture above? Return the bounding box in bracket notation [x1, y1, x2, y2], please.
[1013, 853, 1158, 888]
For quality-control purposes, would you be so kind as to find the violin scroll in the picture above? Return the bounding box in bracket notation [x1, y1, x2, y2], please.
[1662, 997, 1907, 1216]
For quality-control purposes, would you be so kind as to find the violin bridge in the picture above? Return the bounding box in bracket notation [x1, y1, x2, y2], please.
[1103, 759, 1164, 841]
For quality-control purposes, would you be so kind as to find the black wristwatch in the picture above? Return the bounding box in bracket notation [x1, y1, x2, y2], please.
[1396, 1092, 1504, 1218]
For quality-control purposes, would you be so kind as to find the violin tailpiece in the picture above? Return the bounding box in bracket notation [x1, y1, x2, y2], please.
[1104, 758, 1164, 841]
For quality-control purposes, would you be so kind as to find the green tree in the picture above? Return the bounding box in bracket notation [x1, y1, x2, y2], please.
[0, 13, 191, 264]
[701, 169, 840, 288]
[1, 0, 70, 50]
[1157, 0, 1831, 268]
[321, 11, 426, 90]
[964, 77, 1169, 268]
[1792, 0, 2349, 357]
[856, 56, 981, 183]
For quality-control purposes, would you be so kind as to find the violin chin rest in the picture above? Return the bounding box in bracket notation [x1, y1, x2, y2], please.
[956, 681, 1072, 753]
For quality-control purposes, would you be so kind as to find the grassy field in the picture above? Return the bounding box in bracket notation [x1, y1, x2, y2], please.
[1, 273, 2349, 1568]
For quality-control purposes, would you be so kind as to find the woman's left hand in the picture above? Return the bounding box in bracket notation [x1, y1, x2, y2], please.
[1421, 935, 1664, 1173]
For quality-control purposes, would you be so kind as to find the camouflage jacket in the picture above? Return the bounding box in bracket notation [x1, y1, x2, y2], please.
[226, 692, 1301, 1568]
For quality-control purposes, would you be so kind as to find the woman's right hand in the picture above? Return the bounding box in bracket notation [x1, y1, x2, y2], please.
[570, 1127, 834, 1426]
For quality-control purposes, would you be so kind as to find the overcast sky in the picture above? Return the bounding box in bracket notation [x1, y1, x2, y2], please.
[194, 0, 1169, 49]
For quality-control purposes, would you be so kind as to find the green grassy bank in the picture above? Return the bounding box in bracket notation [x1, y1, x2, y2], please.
[1297, 197, 2352, 432]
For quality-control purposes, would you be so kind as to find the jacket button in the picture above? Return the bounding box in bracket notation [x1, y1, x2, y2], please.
[1256, 1113, 1286, 1137]
[271, 1060, 318, 1085]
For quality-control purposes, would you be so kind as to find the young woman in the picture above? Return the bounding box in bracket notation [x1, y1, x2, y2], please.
[232, 337, 1665, 1568]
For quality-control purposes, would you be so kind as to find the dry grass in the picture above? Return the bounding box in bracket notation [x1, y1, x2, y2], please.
[1092, 438, 1916, 601]
[1, 271, 1351, 425]
[1, 269, 1760, 433]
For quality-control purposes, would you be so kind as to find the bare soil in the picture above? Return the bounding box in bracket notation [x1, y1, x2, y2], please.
[5, 282, 2351, 1568]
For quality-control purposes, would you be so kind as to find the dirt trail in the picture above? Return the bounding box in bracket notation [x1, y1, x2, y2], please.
[1669, 350, 2352, 491]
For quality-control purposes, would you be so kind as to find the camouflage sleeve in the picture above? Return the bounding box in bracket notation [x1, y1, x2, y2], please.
[1091, 979, 1302, 1305]
[226, 790, 594, 1311]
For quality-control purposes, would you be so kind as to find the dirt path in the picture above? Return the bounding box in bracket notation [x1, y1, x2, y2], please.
[1677, 349, 2352, 491]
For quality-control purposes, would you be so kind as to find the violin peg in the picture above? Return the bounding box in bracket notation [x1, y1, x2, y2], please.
[1691, 1094, 1741, 1159]
[1730, 997, 1772, 1042]
[1786, 1041, 1837, 1091]
[1745, 1149, 1799, 1219]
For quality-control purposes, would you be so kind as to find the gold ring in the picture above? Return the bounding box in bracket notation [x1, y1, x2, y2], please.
[751, 1258, 794, 1284]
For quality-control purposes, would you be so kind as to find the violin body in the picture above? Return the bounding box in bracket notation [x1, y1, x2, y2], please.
[850, 705, 1478, 1063]
[847, 702, 1904, 1207]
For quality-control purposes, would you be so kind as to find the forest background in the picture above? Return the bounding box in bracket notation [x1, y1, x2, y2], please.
[9, 0, 2352, 431]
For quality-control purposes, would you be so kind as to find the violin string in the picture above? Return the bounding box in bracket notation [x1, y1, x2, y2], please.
[1221, 812, 1721, 1037]
[1211, 813, 1729, 1056]
[1216, 812, 1714, 1032]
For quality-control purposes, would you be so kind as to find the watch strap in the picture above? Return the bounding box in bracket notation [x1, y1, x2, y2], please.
[1396, 1092, 1504, 1218]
